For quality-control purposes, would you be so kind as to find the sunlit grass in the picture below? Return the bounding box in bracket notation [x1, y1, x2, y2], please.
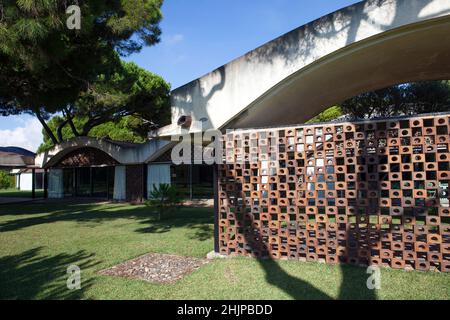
[0, 202, 448, 300]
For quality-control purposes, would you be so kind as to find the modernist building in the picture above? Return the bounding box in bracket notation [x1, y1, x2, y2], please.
[35, 0, 450, 202]
[35, 137, 214, 201]
[0, 147, 43, 193]
[28, 0, 450, 271]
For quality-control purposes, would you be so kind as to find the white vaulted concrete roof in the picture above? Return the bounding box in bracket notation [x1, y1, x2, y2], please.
[159, 0, 450, 136]
[36, 137, 171, 168]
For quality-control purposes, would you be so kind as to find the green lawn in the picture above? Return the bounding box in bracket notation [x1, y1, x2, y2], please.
[0, 189, 44, 198]
[0, 201, 448, 300]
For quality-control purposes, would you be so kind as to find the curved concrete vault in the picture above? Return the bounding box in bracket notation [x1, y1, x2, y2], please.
[160, 0, 450, 136]
[37, 137, 170, 168]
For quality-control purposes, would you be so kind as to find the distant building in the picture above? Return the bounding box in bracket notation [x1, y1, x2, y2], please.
[10, 168, 45, 191]
[0, 146, 36, 169]
[0, 146, 42, 192]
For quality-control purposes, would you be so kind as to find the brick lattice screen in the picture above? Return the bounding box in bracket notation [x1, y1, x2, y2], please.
[218, 114, 450, 272]
[55, 147, 119, 168]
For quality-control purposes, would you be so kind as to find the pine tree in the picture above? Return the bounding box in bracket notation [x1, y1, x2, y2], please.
[0, 0, 165, 143]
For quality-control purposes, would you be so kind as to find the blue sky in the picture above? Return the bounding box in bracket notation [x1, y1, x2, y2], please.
[125, 0, 358, 89]
[0, 0, 359, 151]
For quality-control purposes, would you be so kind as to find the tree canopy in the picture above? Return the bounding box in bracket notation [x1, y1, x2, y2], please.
[74, 61, 170, 137]
[0, 170, 14, 190]
[307, 106, 343, 124]
[37, 114, 150, 154]
[340, 81, 450, 120]
[0, 0, 166, 144]
[37, 60, 170, 152]
[308, 81, 450, 123]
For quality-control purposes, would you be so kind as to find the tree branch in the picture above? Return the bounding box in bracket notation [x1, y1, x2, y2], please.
[56, 118, 69, 143]
[64, 106, 80, 137]
[35, 110, 58, 145]
[81, 116, 104, 136]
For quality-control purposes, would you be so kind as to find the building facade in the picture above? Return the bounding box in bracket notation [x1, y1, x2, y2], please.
[37, 138, 214, 202]
[27, 0, 450, 272]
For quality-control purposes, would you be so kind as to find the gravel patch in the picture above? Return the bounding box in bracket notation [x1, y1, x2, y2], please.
[99, 253, 209, 284]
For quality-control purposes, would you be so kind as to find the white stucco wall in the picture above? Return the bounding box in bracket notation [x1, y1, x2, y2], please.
[161, 0, 450, 134]
[17, 173, 33, 191]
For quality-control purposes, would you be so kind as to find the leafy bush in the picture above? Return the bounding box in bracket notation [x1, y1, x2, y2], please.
[145, 184, 182, 220]
[307, 106, 343, 123]
[0, 171, 14, 190]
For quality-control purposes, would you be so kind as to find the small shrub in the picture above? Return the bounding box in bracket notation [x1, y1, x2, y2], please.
[0, 171, 14, 190]
[145, 184, 182, 220]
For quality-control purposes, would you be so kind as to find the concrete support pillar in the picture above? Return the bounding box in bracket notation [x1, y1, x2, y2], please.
[31, 168, 36, 199]
[113, 166, 126, 201]
[48, 169, 64, 199]
[44, 169, 48, 199]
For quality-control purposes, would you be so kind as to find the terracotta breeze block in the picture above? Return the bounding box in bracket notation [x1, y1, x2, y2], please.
[217, 114, 450, 272]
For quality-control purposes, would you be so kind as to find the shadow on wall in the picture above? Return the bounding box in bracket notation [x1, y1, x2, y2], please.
[173, 66, 226, 128]
[245, 0, 443, 67]
[0, 247, 98, 299]
[219, 114, 449, 299]
[343, 0, 442, 47]
[224, 163, 379, 299]
[218, 137, 382, 299]
[199, 0, 450, 130]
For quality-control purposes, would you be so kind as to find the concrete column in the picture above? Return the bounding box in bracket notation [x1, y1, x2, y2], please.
[31, 168, 36, 199]
[48, 169, 64, 199]
[44, 169, 48, 199]
[113, 166, 126, 201]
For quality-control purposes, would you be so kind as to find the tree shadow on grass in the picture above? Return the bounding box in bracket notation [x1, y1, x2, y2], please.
[188, 224, 214, 241]
[134, 206, 215, 242]
[258, 258, 332, 300]
[0, 202, 215, 243]
[234, 201, 378, 300]
[338, 264, 377, 300]
[239, 234, 378, 300]
[136, 219, 214, 242]
[0, 247, 99, 299]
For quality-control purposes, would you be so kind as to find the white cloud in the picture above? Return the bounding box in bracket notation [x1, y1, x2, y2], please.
[0, 118, 43, 153]
[166, 33, 184, 45]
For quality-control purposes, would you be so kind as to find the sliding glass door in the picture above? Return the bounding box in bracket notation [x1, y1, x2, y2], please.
[62, 167, 115, 199]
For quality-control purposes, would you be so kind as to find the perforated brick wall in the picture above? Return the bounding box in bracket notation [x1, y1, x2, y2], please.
[217, 114, 450, 272]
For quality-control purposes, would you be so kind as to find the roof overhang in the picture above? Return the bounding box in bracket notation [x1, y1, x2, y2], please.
[159, 0, 450, 136]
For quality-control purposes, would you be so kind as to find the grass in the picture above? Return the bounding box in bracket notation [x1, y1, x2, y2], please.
[0, 189, 44, 198]
[0, 201, 449, 300]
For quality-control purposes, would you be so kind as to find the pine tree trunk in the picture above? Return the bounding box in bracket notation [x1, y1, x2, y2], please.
[35, 111, 58, 145]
